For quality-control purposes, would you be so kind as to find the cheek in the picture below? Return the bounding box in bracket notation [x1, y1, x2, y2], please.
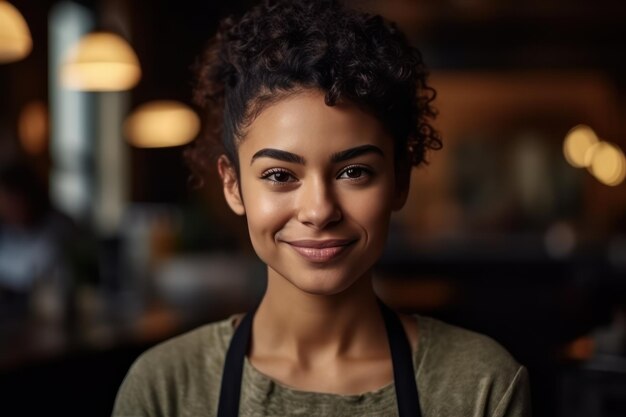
[342, 181, 395, 236]
[241, 182, 292, 240]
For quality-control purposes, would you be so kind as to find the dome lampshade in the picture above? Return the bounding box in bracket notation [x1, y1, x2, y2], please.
[124, 101, 201, 148]
[0, 0, 32, 63]
[61, 31, 141, 91]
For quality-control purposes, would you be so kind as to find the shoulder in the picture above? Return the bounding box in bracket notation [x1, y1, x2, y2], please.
[112, 316, 237, 417]
[415, 315, 531, 417]
[133, 316, 233, 370]
[418, 315, 520, 373]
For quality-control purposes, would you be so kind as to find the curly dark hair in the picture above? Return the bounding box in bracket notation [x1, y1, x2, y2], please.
[185, 0, 441, 187]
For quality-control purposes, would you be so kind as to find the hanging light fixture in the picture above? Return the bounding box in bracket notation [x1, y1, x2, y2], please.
[0, 0, 32, 63]
[60, 31, 141, 91]
[124, 101, 201, 148]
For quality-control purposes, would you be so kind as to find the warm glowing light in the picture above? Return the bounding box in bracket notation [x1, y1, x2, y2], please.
[563, 124, 599, 168]
[124, 101, 200, 148]
[18, 100, 48, 154]
[0, 1, 32, 63]
[563, 336, 594, 361]
[60, 32, 141, 91]
[586, 141, 626, 186]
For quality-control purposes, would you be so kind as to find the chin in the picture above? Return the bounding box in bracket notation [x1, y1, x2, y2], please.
[284, 268, 367, 296]
[294, 281, 352, 296]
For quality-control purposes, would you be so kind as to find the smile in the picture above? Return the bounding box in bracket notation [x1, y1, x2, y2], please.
[285, 239, 356, 263]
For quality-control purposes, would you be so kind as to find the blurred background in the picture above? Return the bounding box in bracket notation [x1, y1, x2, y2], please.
[1, 0, 625, 416]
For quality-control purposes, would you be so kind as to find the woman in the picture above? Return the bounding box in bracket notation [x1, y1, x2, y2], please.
[113, 1, 531, 416]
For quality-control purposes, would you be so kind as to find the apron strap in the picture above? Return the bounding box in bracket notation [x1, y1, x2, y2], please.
[216, 309, 254, 417]
[217, 299, 421, 417]
[377, 298, 422, 416]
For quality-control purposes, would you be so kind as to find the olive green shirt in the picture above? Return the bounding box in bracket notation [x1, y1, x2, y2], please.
[113, 314, 531, 417]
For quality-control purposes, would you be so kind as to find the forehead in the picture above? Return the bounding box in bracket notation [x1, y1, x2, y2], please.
[239, 90, 392, 159]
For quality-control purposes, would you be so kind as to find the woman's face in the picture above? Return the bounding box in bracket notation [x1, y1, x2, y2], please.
[219, 89, 407, 295]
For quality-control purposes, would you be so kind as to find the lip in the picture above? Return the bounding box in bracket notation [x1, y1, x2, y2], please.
[284, 239, 357, 262]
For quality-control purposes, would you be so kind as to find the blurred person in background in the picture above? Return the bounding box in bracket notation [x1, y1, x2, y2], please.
[113, 1, 531, 416]
[0, 160, 76, 324]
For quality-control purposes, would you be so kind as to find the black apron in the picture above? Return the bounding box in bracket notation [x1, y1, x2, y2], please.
[216, 298, 422, 417]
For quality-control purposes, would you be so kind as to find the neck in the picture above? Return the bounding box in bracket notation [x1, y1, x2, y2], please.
[251, 268, 388, 366]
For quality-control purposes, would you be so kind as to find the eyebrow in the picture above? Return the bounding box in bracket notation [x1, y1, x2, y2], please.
[330, 145, 384, 163]
[251, 148, 305, 165]
[251, 144, 384, 165]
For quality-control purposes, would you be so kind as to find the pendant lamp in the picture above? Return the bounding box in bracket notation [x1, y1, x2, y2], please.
[0, 0, 32, 63]
[60, 31, 141, 91]
[123, 101, 200, 148]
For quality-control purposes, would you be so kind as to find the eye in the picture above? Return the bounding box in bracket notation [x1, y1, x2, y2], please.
[261, 168, 297, 183]
[337, 165, 371, 181]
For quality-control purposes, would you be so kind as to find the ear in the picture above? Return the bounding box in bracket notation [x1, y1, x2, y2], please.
[392, 164, 411, 211]
[217, 155, 245, 216]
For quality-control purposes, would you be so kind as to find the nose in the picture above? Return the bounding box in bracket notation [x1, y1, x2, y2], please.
[295, 176, 342, 229]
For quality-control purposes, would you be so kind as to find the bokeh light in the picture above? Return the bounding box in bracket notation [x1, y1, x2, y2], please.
[0, 1, 32, 63]
[123, 100, 200, 148]
[585, 141, 626, 186]
[563, 124, 599, 168]
[60, 32, 141, 91]
[18, 100, 48, 155]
